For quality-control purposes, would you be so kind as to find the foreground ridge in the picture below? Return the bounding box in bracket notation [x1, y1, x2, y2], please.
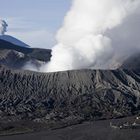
[0, 66, 140, 123]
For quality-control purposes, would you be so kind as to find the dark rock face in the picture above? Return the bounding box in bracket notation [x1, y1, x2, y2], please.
[0, 65, 140, 122]
[0, 39, 51, 69]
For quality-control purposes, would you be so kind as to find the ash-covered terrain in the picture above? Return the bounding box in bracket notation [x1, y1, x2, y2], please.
[0, 65, 140, 139]
[0, 117, 140, 140]
[0, 36, 140, 139]
[1, 65, 140, 121]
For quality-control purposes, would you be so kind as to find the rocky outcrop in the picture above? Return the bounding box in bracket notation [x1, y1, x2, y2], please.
[0, 65, 140, 122]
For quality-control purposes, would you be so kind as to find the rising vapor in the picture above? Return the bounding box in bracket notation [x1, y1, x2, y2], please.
[0, 19, 8, 35]
[42, 0, 140, 72]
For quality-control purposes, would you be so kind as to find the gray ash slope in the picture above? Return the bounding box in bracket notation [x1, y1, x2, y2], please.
[121, 52, 140, 70]
[0, 65, 140, 122]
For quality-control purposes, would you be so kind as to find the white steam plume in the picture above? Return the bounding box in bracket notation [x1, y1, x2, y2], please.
[43, 0, 140, 72]
[0, 19, 8, 35]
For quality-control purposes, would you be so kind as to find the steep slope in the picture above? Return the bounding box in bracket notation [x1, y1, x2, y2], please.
[0, 35, 29, 48]
[0, 65, 140, 122]
[0, 39, 51, 69]
[121, 52, 140, 70]
[0, 39, 32, 53]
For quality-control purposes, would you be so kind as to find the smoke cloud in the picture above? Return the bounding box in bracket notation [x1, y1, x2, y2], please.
[0, 19, 8, 35]
[42, 0, 140, 72]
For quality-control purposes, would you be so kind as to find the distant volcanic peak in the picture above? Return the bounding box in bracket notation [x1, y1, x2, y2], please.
[0, 35, 29, 48]
[0, 19, 29, 48]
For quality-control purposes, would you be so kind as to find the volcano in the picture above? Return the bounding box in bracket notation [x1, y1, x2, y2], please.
[0, 36, 140, 139]
[0, 35, 29, 48]
[0, 36, 51, 69]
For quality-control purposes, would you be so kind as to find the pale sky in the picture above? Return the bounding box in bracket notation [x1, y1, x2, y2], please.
[0, 0, 71, 48]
